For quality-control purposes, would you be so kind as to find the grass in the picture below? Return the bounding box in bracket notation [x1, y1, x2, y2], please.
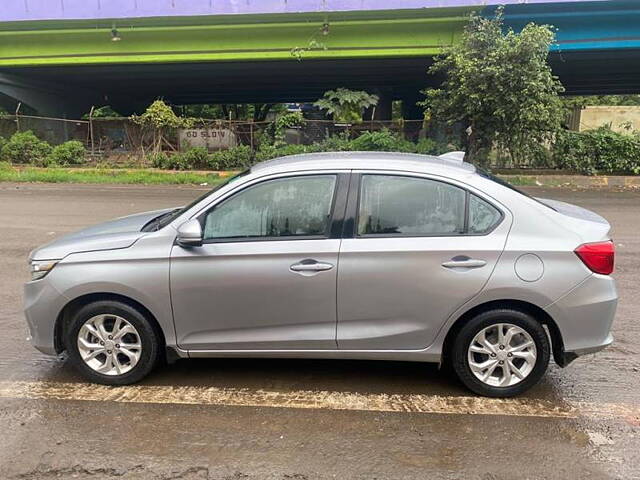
[498, 175, 538, 186]
[0, 162, 599, 188]
[0, 164, 225, 186]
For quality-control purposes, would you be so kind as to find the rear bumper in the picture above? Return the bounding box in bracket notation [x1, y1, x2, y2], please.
[545, 274, 617, 366]
[555, 333, 613, 367]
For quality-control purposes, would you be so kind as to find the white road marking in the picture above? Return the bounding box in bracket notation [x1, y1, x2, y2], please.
[0, 381, 638, 420]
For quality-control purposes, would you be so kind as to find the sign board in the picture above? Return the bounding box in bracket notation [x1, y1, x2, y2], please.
[179, 128, 237, 151]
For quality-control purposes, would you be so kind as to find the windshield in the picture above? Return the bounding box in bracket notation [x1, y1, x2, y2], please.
[477, 169, 556, 211]
[142, 170, 250, 232]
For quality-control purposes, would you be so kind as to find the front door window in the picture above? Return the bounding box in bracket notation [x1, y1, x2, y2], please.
[204, 175, 337, 241]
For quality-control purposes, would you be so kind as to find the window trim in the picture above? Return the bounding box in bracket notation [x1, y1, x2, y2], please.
[348, 172, 504, 239]
[197, 172, 347, 244]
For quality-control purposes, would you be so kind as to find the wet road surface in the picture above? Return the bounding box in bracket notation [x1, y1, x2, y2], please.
[0, 183, 638, 479]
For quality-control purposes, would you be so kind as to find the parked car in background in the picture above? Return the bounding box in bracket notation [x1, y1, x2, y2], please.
[24, 152, 617, 397]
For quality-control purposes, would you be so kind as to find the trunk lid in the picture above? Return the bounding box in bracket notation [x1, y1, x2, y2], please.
[536, 197, 611, 243]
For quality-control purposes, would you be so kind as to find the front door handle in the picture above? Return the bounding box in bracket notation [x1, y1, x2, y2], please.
[290, 260, 334, 273]
[442, 258, 487, 269]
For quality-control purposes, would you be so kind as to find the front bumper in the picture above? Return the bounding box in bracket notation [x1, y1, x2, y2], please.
[545, 274, 617, 366]
[24, 277, 68, 355]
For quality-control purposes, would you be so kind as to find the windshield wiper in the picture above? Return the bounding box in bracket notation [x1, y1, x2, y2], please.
[141, 208, 181, 232]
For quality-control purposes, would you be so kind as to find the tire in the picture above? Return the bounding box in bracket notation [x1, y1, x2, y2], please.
[64, 300, 161, 385]
[451, 309, 550, 397]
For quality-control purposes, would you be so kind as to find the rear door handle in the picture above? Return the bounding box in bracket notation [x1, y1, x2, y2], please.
[442, 258, 487, 269]
[290, 260, 334, 273]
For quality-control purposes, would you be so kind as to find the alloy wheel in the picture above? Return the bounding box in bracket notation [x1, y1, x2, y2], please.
[467, 323, 537, 387]
[77, 314, 142, 376]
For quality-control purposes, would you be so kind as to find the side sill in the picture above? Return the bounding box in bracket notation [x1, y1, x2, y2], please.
[179, 349, 441, 363]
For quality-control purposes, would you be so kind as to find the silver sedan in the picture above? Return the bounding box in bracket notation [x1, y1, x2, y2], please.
[24, 152, 617, 397]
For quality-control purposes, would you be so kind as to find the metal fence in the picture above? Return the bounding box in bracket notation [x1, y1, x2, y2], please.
[5, 113, 552, 168]
[0, 114, 435, 151]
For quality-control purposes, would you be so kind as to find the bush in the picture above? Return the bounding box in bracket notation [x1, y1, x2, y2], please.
[316, 132, 352, 151]
[553, 127, 640, 175]
[148, 152, 171, 169]
[348, 129, 416, 152]
[255, 143, 321, 162]
[46, 140, 86, 166]
[0, 160, 12, 171]
[1, 131, 51, 165]
[209, 145, 254, 170]
[153, 147, 211, 170]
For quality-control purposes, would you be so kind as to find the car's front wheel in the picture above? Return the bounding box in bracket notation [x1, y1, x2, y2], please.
[64, 300, 160, 385]
[451, 309, 550, 397]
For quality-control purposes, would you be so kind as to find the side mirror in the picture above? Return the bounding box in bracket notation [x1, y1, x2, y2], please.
[176, 219, 203, 247]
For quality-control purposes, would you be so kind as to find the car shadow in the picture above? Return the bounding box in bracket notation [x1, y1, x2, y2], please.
[29, 354, 564, 403]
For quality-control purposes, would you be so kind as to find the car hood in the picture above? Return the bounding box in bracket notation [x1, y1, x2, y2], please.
[29, 208, 175, 261]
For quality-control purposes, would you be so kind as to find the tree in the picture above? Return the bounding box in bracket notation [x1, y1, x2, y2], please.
[421, 9, 565, 166]
[181, 103, 284, 122]
[131, 100, 193, 154]
[314, 88, 379, 124]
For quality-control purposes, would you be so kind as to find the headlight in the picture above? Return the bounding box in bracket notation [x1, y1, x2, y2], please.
[30, 260, 58, 281]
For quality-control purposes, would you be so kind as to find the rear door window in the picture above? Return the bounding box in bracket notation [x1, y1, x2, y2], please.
[358, 175, 466, 236]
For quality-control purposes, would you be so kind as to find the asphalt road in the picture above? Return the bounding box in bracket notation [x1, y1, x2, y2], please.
[0, 183, 638, 480]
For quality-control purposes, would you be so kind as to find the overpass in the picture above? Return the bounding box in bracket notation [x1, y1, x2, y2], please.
[0, 0, 638, 118]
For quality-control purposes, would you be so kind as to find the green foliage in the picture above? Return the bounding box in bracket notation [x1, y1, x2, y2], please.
[148, 152, 171, 169]
[209, 145, 254, 170]
[0, 160, 11, 171]
[0, 165, 224, 185]
[562, 95, 640, 112]
[253, 130, 453, 162]
[349, 129, 416, 152]
[273, 112, 306, 147]
[553, 127, 640, 175]
[255, 143, 321, 162]
[182, 103, 284, 122]
[82, 106, 122, 119]
[259, 112, 307, 148]
[1, 131, 52, 165]
[151, 145, 255, 171]
[316, 132, 352, 151]
[148, 148, 209, 170]
[314, 88, 379, 124]
[131, 100, 193, 130]
[414, 138, 459, 156]
[46, 141, 86, 166]
[422, 9, 564, 166]
[166, 147, 211, 170]
[180, 104, 226, 120]
[132, 100, 194, 154]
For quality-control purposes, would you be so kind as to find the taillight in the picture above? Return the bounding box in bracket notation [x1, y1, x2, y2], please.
[574, 241, 615, 275]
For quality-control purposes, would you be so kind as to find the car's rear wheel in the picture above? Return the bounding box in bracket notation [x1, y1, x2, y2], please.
[451, 309, 550, 397]
[64, 300, 160, 385]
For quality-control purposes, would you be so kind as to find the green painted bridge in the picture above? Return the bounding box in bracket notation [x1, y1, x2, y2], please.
[0, 0, 639, 118]
[0, 6, 470, 117]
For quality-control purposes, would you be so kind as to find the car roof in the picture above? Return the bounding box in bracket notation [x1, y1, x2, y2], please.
[250, 151, 476, 176]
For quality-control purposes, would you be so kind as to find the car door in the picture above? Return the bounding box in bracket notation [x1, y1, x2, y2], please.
[337, 172, 510, 350]
[171, 172, 349, 351]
